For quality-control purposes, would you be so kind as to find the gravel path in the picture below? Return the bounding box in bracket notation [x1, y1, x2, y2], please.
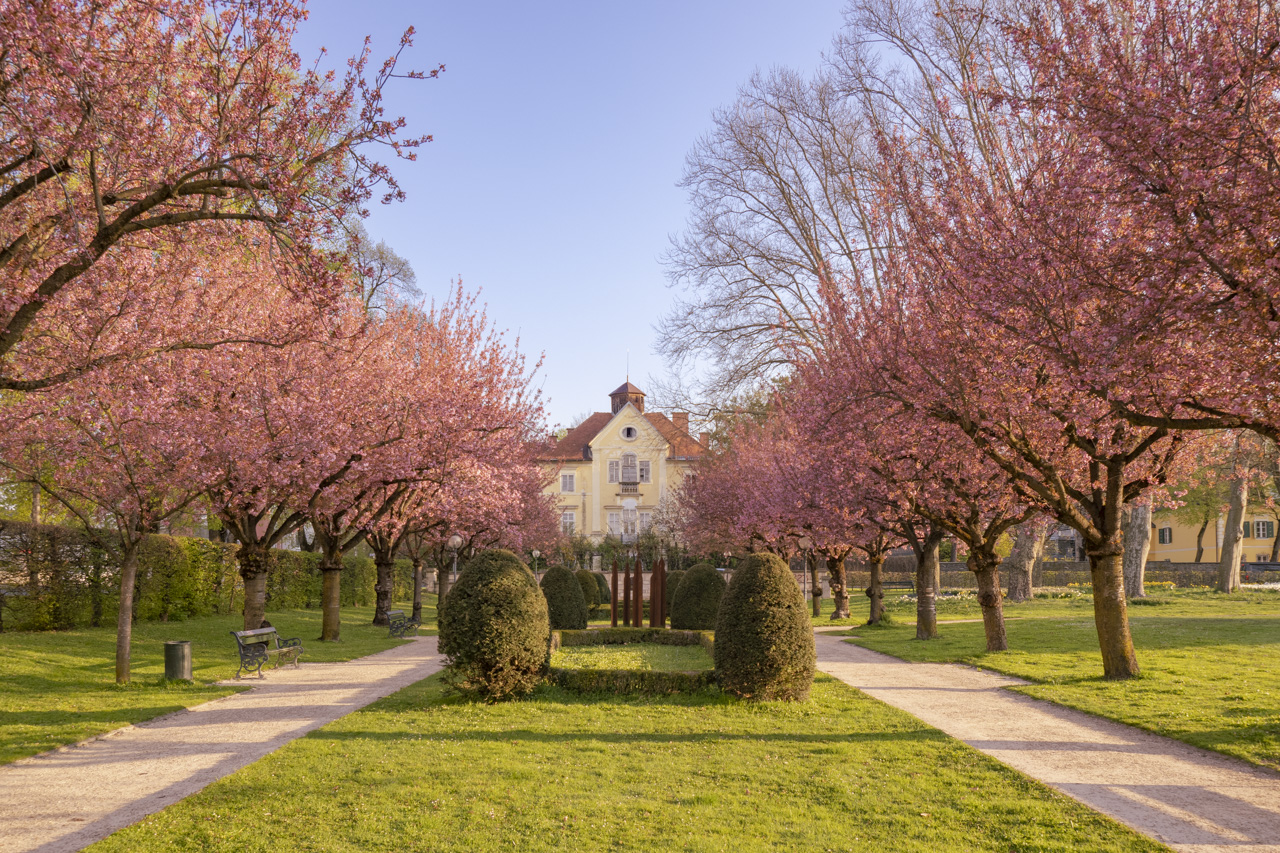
[0, 635, 443, 853]
[815, 633, 1280, 852]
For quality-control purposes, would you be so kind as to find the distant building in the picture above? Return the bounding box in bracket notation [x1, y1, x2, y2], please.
[1149, 511, 1277, 564]
[537, 382, 707, 543]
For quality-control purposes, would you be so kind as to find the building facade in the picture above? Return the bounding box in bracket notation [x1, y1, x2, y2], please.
[1148, 511, 1278, 564]
[538, 382, 707, 543]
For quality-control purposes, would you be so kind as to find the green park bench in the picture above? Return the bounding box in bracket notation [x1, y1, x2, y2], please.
[229, 627, 304, 679]
[386, 609, 421, 639]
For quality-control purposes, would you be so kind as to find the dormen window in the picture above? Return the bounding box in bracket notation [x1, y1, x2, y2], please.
[622, 426, 637, 439]
[638, 461, 650, 483]
[560, 473, 575, 493]
[621, 452, 638, 483]
[608, 461, 619, 483]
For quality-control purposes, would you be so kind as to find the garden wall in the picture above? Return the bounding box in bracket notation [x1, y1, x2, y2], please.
[0, 519, 416, 631]
[831, 557, 1220, 592]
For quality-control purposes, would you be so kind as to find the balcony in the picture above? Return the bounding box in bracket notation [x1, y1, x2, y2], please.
[619, 482, 639, 495]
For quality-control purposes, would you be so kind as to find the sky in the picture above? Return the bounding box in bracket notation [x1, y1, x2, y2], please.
[295, 1, 847, 429]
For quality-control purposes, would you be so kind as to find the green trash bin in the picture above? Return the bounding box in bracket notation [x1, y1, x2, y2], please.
[164, 640, 192, 681]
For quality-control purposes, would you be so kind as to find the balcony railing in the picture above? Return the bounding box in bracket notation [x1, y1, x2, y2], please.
[619, 483, 639, 495]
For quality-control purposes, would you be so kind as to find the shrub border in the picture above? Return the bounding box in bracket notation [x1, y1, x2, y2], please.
[548, 627, 716, 695]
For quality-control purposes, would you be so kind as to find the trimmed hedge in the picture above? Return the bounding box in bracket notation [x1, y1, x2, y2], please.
[438, 549, 550, 701]
[670, 563, 726, 630]
[575, 568, 600, 613]
[541, 565, 588, 630]
[592, 572, 611, 607]
[715, 552, 815, 701]
[553, 627, 713, 656]
[548, 667, 715, 695]
[664, 569, 685, 614]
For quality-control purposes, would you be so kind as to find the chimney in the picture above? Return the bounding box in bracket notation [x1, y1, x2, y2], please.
[673, 411, 690, 434]
[699, 431, 711, 447]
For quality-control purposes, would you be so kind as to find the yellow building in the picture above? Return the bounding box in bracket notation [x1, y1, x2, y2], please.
[538, 382, 707, 543]
[1148, 511, 1277, 563]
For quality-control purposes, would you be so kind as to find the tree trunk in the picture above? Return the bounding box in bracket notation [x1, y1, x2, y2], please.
[320, 564, 342, 641]
[238, 544, 271, 631]
[969, 551, 1007, 652]
[115, 544, 141, 684]
[915, 531, 943, 640]
[827, 553, 850, 620]
[1087, 544, 1140, 678]
[808, 552, 822, 617]
[1195, 516, 1209, 563]
[30, 482, 39, 525]
[372, 553, 395, 626]
[411, 557, 423, 623]
[1272, 524, 1280, 562]
[1219, 477, 1247, 592]
[865, 555, 886, 625]
[1004, 520, 1046, 603]
[1122, 504, 1151, 598]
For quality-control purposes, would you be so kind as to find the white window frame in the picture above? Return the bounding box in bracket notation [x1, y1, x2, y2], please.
[1256, 520, 1275, 540]
[607, 511, 621, 535]
[622, 507, 638, 536]
[608, 460, 619, 483]
[621, 452, 638, 483]
[638, 460, 651, 483]
[560, 510, 575, 536]
[639, 511, 652, 531]
[560, 472, 575, 493]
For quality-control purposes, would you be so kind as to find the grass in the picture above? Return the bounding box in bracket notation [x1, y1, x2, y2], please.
[551, 643, 713, 671]
[0, 599, 436, 765]
[843, 588, 1280, 771]
[85, 674, 1166, 853]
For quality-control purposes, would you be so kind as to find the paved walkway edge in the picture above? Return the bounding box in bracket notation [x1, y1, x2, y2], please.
[816, 633, 1280, 853]
[0, 636, 444, 853]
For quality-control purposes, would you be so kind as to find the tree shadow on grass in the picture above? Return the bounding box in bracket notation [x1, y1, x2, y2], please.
[305, 726, 946, 748]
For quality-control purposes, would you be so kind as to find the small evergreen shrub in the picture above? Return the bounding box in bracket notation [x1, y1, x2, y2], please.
[438, 549, 550, 701]
[541, 564, 589, 629]
[593, 572, 611, 606]
[714, 552, 815, 701]
[575, 568, 600, 613]
[664, 569, 686, 614]
[670, 564, 726, 630]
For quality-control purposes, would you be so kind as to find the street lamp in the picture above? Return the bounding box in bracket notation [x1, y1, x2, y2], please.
[531, 549, 541, 578]
[796, 536, 813, 597]
[446, 532, 464, 580]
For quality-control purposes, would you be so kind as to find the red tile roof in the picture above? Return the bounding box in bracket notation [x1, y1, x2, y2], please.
[536, 411, 706, 462]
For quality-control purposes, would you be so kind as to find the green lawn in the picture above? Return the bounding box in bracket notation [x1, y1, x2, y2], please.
[551, 643, 713, 671]
[0, 599, 436, 765]
[844, 588, 1280, 771]
[86, 674, 1166, 853]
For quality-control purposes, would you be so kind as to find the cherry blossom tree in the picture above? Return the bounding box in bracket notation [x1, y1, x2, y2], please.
[0, 0, 436, 391]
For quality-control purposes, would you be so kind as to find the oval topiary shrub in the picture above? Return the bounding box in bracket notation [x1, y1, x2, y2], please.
[714, 552, 815, 701]
[593, 571, 611, 607]
[670, 564, 726, 630]
[541, 564, 588, 629]
[437, 549, 549, 701]
[664, 569, 686, 614]
[575, 568, 600, 613]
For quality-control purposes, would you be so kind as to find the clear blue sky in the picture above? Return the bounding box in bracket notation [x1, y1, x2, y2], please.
[296, 1, 846, 428]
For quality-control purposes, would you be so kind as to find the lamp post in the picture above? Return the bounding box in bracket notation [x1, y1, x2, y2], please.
[443, 533, 464, 603]
[531, 549, 541, 580]
[797, 535, 817, 616]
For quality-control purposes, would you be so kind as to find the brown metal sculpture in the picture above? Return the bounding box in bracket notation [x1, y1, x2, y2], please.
[622, 567, 632, 627]
[610, 559, 619, 627]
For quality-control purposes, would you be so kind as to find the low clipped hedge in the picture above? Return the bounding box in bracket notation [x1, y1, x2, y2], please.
[670, 564, 726, 630]
[438, 549, 550, 701]
[715, 552, 815, 701]
[548, 627, 717, 695]
[552, 627, 714, 655]
[540, 565, 588, 629]
[575, 568, 600, 612]
[548, 668, 714, 695]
